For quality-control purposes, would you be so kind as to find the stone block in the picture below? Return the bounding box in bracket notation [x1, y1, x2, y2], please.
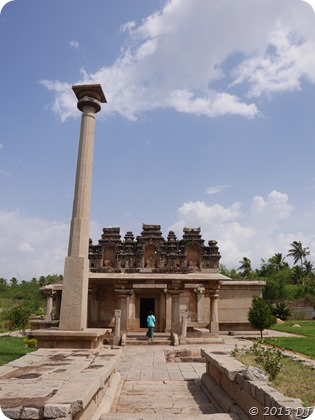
[2, 407, 22, 419]
[21, 407, 41, 419]
[43, 404, 72, 418]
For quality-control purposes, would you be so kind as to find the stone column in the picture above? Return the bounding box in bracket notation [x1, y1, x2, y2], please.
[206, 282, 221, 336]
[170, 292, 181, 334]
[59, 84, 106, 331]
[164, 289, 172, 332]
[209, 292, 219, 334]
[116, 291, 132, 333]
[55, 293, 61, 320]
[180, 310, 188, 344]
[45, 291, 54, 321]
[195, 286, 205, 323]
[114, 309, 121, 345]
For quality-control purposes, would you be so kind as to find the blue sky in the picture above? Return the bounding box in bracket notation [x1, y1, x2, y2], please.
[1, 0, 315, 280]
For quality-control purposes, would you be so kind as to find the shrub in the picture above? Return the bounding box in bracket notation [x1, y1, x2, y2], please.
[248, 296, 276, 338]
[23, 338, 37, 348]
[271, 302, 292, 320]
[6, 304, 32, 334]
[249, 341, 283, 380]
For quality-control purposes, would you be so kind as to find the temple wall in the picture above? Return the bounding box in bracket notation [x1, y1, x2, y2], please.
[218, 280, 265, 330]
[88, 285, 116, 328]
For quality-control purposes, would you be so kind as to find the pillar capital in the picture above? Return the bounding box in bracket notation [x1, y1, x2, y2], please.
[72, 84, 106, 113]
[205, 280, 221, 297]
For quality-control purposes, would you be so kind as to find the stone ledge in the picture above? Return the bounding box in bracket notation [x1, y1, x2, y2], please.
[201, 350, 307, 420]
[0, 347, 122, 419]
[27, 328, 110, 349]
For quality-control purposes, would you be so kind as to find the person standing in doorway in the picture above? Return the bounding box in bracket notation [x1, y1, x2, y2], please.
[146, 310, 156, 342]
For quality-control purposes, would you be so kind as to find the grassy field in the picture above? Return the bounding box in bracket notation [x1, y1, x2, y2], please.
[267, 320, 315, 358]
[0, 336, 36, 366]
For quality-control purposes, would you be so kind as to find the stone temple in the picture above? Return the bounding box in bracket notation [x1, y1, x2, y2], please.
[35, 223, 264, 345]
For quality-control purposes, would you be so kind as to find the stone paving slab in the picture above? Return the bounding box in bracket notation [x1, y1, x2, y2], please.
[112, 379, 218, 416]
[0, 347, 121, 419]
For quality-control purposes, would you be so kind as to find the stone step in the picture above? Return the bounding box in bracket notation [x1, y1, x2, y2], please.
[102, 380, 226, 418]
[126, 334, 172, 346]
[126, 338, 172, 346]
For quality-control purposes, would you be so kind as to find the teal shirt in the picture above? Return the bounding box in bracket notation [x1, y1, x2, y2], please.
[147, 314, 156, 328]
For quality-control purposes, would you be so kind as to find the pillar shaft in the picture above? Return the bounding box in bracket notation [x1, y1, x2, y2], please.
[68, 107, 96, 258]
[209, 293, 219, 335]
[195, 287, 205, 323]
[118, 295, 130, 333]
[171, 294, 181, 334]
[165, 290, 172, 332]
[45, 293, 54, 321]
[59, 84, 106, 331]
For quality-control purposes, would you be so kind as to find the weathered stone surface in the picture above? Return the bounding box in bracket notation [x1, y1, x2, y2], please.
[20, 406, 41, 419]
[2, 406, 22, 419]
[243, 366, 268, 382]
[43, 403, 71, 418]
[0, 348, 121, 419]
[202, 348, 306, 420]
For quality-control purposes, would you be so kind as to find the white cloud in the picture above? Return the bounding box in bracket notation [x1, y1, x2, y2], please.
[0, 144, 3, 150]
[168, 190, 312, 269]
[0, 209, 103, 280]
[231, 23, 315, 97]
[70, 40, 80, 49]
[0, 209, 69, 280]
[40, 0, 315, 122]
[206, 185, 230, 195]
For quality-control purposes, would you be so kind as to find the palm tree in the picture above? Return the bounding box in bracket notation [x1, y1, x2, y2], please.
[269, 253, 288, 271]
[238, 257, 252, 277]
[291, 265, 304, 284]
[287, 241, 310, 268]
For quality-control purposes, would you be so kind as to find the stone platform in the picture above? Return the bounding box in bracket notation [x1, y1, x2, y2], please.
[27, 328, 110, 349]
[0, 347, 121, 420]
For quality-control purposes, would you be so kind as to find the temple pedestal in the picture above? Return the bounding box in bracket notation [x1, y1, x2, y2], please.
[28, 328, 109, 349]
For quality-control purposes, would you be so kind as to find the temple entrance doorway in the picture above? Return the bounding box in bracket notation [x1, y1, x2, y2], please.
[140, 298, 155, 328]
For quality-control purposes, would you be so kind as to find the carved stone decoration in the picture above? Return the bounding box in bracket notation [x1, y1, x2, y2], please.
[89, 223, 221, 274]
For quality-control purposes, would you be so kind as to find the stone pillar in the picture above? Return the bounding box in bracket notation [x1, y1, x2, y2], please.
[210, 293, 219, 334]
[55, 293, 61, 320]
[164, 289, 172, 332]
[206, 282, 220, 336]
[114, 309, 121, 345]
[195, 286, 205, 323]
[59, 84, 106, 331]
[180, 310, 188, 344]
[116, 291, 132, 333]
[45, 291, 54, 321]
[170, 292, 181, 334]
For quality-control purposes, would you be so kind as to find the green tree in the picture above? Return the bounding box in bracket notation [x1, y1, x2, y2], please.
[238, 257, 252, 277]
[291, 265, 304, 285]
[287, 241, 310, 268]
[248, 296, 276, 338]
[6, 304, 32, 335]
[219, 265, 242, 279]
[38, 274, 63, 288]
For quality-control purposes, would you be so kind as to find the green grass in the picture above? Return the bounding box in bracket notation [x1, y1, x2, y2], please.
[235, 351, 315, 407]
[270, 320, 315, 336]
[267, 320, 315, 358]
[0, 336, 36, 366]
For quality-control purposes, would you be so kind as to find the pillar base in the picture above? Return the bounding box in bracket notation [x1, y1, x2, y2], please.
[27, 328, 109, 349]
